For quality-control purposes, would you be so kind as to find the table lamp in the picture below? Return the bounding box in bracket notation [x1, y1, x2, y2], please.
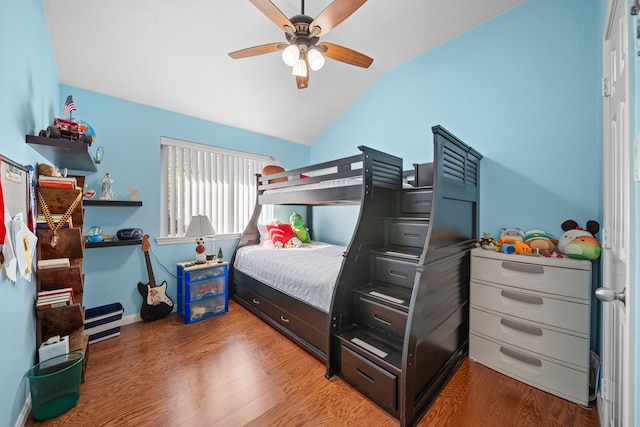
[185, 215, 216, 264]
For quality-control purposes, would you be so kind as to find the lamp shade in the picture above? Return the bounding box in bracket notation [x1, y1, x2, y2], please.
[185, 215, 215, 237]
[282, 44, 300, 67]
[307, 48, 325, 71]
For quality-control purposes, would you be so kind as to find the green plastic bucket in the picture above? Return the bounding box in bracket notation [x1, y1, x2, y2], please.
[25, 352, 84, 421]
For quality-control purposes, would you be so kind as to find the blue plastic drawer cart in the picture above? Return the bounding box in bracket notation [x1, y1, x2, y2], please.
[177, 261, 228, 324]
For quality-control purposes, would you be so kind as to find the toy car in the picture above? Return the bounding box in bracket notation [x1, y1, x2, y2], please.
[39, 118, 93, 145]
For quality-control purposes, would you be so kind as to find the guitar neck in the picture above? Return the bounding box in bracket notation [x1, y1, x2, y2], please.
[144, 251, 157, 288]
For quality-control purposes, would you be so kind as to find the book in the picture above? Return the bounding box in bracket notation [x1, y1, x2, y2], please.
[38, 175, 78, 189]
[36, 214, 72, 229]
[37, 258, 71, 270]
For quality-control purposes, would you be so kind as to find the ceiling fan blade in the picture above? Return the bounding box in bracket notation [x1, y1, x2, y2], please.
[318, 42, 373, 68]
[296, 75, 309, 89]
[228, 42, 285, 59]
[310, 0, 367, 37]
[250, 0, 295, 32]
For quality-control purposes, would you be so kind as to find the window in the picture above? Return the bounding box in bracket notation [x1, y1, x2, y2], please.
[160, 137, 272, 238]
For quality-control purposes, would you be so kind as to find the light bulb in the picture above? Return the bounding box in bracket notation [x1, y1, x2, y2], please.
[292, 58, 308, 77]
[307, 48, 325, 71]
[282, 44, 300, 67]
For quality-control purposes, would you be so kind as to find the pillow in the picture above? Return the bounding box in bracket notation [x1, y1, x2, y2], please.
[266, 223, 296, 247]
[257, 223, 271, 245]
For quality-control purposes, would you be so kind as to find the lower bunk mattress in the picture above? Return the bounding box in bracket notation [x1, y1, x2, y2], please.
[233, 241, 346, 312]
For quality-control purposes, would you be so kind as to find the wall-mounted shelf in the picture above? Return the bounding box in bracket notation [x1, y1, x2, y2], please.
[26, 134, 97, 172]
[85, 239, 142, 249]
[84, 200, 143, 207]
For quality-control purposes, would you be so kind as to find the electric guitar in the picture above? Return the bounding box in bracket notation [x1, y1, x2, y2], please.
[137, 235, 173, 322]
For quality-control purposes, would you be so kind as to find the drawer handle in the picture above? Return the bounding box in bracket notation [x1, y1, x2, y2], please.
[252, 298, 260, 305]
[374, 314, 392, 326]
[403, 233, 421, 239]
[356, 368, 375, 383]
[501, 261, 544, 274]
[500, 346, 542, 367]
[389, 270, 408, 279]
[500, 318, 543, 336]
[500, 290, 543, 305]
[280, 315, 290, 323]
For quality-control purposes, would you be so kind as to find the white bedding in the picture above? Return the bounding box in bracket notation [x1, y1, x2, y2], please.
[233, 242, 346, 312]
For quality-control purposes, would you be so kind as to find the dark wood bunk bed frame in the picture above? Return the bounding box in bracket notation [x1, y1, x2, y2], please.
[231, 126, 481, 427]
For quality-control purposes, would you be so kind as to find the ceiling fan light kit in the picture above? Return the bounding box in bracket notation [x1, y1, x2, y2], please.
[229, 0, 373, 89]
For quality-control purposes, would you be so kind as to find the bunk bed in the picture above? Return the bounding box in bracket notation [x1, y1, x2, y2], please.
[231, 126, 481, 426]
[231, 146, 404, 361]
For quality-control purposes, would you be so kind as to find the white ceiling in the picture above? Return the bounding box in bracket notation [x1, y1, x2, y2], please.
[43, 0, 525, 146]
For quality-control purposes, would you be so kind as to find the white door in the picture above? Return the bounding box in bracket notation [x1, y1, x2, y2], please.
[598, 0, 633, 425]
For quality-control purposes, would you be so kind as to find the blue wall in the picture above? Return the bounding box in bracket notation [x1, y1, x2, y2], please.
[59, 86, 308, 318]
[0, 0, 59, 425]
[312, 0, 602, 245]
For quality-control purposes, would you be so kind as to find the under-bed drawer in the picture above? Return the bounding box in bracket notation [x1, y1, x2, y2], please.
[235, 283, 326, 353]
[387, 221, 428, 249]
[469, 333, 589, 406]
[356, 295, 407, 340]
[373, 257, 417, 289]
[401, 190, 432, 214]
[340, 345, 397, 413]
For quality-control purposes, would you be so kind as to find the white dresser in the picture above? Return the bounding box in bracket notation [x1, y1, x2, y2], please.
[469, 248, 592, 406]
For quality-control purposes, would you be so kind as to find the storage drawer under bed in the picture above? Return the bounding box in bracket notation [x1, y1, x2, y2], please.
[234, 282, 327, 354]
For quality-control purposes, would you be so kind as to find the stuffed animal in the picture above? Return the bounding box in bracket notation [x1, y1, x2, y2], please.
[289, 212, 311, 243]
[498, 228, 525, 246]
[557, 220, 601, 260]
[524, 229, 555, 254]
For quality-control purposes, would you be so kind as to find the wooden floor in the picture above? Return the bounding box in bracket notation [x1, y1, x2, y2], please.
[26, 300, 600, 426]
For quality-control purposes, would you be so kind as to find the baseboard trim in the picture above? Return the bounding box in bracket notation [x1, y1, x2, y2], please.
[14, 393, 31, 427]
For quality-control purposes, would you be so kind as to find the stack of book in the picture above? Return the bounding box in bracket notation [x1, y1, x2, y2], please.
[36, 214, 73, 229]
[36, 288, 76, 311]
[37, 258, 71, 270]
[38, 175, 77, 189]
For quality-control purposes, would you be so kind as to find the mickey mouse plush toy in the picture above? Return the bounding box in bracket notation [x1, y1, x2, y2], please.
[558, 219, 601, 260]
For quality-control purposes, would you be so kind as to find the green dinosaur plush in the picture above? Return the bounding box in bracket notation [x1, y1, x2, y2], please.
[289, 212, 311, 243]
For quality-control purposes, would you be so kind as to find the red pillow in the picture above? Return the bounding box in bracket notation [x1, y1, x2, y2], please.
[266, 223, 296, 246]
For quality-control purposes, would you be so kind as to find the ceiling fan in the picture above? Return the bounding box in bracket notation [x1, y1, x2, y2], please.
[228, 0, 373, 89]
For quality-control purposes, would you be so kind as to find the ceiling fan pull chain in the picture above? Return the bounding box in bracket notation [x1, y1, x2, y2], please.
[301, 0, 304, 15]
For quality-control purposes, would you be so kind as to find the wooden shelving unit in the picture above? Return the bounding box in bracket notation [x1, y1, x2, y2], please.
[26, 135, 97, 172]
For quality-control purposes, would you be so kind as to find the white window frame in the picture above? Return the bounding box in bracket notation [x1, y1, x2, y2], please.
[157, 137, 272, 245]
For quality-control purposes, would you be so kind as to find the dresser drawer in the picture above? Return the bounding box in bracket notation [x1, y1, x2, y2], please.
[373, 257, 416, 289]
[470, 281, 590, 334]
[401, 190, 432, 214]
[340, 345, 397, 413]
[387, 221, 428, 249]
[469, 333, 589, 406]
[470, 307, 589, 369]
[471, 251, 591, 300]
[356, 295, 407, 339]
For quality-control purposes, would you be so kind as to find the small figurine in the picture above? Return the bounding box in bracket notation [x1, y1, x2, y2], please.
[216, 247, 224, 263]
[195, 237, 206, 264]
[100, 173, 114, 200]
[128, 187, 139, 201]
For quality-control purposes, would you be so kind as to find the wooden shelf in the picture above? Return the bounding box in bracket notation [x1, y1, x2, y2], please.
[85, 239, 142, 248]
[84, 200, 142, 207]
[26, 134, 97, 172]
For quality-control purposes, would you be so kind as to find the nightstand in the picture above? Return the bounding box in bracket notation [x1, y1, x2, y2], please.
[176, 261, 228, 324]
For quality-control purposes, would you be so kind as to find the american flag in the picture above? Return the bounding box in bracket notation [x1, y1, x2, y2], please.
[63, 95, 76, 118]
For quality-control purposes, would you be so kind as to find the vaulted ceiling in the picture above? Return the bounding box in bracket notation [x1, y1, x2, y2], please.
[43, 0, 526, 146]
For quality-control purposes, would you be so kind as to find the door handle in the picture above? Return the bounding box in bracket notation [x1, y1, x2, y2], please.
[595, 287, 626, 305]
